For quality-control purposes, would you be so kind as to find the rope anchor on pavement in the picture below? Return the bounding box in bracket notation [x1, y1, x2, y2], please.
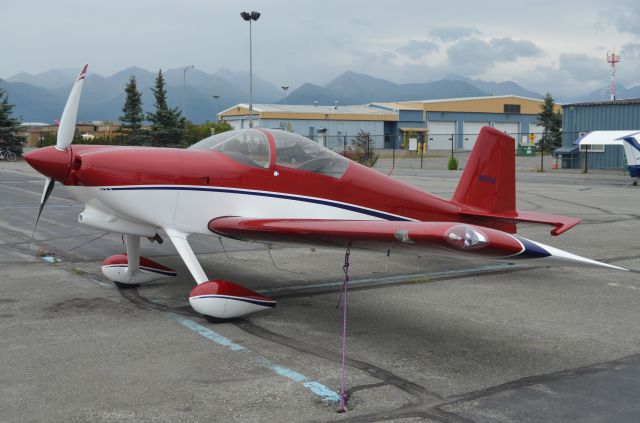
[336, 246, 351, 412]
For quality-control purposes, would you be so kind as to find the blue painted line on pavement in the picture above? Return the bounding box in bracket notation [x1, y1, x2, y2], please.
[167, 313, 340, 403]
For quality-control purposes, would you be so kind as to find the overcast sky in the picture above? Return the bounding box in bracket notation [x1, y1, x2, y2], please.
[4, 0, 640, 98]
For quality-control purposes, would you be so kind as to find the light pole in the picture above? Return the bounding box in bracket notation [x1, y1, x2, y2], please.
[182, 65, 194, 120]
[281, 86, 289, 104]
[241, 11, 260, 128]
[212, 95, 220, 122]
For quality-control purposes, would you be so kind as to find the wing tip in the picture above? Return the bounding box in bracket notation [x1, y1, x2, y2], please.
[78, 64, 89, 81]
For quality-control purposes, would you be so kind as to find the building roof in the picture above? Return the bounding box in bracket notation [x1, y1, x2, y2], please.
[19, 122, 51, 127]
[563, 98, 640, 107]
[219, 103, 398, 121]
[373, 95, 556, 115]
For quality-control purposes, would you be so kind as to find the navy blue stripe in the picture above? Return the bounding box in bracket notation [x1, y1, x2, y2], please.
[512, 236, 551, 259]
[110, 186, 410, 221]
[104, 264, 177, 276]
[194, 295, 276, 308]
[140, 266, 177, 276]
[623, 137, 640, 152]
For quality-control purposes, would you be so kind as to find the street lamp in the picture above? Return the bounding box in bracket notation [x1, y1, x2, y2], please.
[183, 65, 195, 120]
[281, 86, 289, 105]
[212, 95, 220, 122]
[240, 10, 260, 128]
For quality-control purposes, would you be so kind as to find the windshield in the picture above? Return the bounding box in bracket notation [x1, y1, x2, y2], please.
[272, 130, 348, 178]
[189, 129, 270, 168]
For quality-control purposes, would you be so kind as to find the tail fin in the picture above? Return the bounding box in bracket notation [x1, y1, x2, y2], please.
[622, 136, 640, 178]
[452, 127, 515, 214]
[452, 127, 581, 236]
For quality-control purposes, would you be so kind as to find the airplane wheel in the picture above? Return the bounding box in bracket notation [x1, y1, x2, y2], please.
[114, 281, 141, 289]
[204, 315, 234, 324]
[634, 180, 638, 186]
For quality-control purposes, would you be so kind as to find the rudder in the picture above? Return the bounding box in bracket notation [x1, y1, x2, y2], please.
[452, 126, 515, 214]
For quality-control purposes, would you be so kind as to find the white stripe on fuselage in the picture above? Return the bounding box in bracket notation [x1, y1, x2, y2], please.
[66, 185, 416, 235]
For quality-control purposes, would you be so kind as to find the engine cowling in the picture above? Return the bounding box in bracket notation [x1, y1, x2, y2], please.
[189, 280, 276, 320]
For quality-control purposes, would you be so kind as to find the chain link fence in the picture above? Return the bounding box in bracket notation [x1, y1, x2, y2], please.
[316, 131, 558, 170]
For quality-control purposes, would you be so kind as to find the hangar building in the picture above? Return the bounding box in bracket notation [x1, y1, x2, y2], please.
[218, 104, 398, 149]
[556, 99, 640, 169]
[373, 95, 553, 151]
[219, 96, 554, 151]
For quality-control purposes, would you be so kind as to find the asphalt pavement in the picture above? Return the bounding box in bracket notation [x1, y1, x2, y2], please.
[0, 157, 638, 423]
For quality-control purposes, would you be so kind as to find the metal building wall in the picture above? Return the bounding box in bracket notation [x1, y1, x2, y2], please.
[259, 119, 386, 149]
[396, 111, 542, 148]
[562, 101, 640, 169]
[219, 116, 386, 148]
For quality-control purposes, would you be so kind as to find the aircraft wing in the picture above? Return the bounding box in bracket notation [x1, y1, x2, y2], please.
[208, 217, 625, 269]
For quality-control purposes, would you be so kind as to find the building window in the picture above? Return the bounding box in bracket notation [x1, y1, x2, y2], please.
[503, 104, 521, 114]
[579, 144, 605, 153]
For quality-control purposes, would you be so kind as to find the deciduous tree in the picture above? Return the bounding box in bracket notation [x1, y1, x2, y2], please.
[351, 129, 378, 167]
[185, 120, 233, 146]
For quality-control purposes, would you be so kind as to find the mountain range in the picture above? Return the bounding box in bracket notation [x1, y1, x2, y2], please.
[2, 67, 638, 123]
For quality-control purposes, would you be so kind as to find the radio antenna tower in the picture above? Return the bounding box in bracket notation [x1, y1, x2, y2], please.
[607, 50, 621, 101]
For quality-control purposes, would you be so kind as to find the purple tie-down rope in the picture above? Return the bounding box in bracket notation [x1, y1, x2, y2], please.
[336, 247, 351, 412]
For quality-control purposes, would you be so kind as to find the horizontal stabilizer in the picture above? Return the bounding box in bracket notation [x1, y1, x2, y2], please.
[459, 210, 581, 236]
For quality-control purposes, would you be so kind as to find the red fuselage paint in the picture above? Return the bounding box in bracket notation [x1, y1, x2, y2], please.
[25, 143, 463, 225]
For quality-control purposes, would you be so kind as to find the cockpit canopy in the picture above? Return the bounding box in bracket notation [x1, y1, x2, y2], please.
[189, 129, 348, 178]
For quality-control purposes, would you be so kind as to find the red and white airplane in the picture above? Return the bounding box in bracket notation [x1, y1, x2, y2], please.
[25, 65, 626, 321]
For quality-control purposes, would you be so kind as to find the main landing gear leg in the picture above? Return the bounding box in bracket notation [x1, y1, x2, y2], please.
[115, 234, 141, 289]
[164, 228, 276, 322]
[102, 234, 177, 287]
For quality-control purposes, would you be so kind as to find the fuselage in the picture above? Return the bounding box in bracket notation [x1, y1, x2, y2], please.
[26, 129, 465, 237]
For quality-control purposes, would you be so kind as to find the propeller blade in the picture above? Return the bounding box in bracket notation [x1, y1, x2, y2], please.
[27, 177, 56, 249]
[56, 64, 88, 152]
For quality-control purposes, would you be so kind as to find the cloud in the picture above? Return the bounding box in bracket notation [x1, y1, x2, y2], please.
[395, 40, 438, 59]
[557, 53, 608, 82]
[447, 39, 495, 71]
[430, 26, 481, 42]
[352, 50, 397, 64]
[446, 37, 542, 75]
[621, 42, 640, 59]
[603, 2, 640, 35]
[490, 38, 542, 58]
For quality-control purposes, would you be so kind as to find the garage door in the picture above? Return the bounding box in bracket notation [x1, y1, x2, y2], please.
[494, 122, 519, 138]
[226, 119, 242, 130]
[493, 122, 520, 149]
[427, 121, 456, 150]
[462, 121, 490, 150]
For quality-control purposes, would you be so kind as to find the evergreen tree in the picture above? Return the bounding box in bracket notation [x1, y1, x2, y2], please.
[147, 70, 185, 147]
[537, 93, 563, 151]
[119, 75, 146, 145]
[0, 84, 23, 156]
